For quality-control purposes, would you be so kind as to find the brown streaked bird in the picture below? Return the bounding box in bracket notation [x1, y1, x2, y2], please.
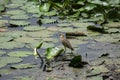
[59, 33, 74, 53]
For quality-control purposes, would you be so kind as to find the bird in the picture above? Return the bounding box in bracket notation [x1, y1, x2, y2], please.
[59, 33, 74, 53]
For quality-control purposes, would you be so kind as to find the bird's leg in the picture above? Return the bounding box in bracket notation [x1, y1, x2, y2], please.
[64, 46, 66, 53]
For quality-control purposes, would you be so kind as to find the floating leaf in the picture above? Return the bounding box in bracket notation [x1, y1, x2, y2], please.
[43, 11, 57, 16]
[41, 18, 57, 24]
[0, 50, 6, 56]
[87, 65, 109, 76]
[0, 20, 8, 27]
[13, 76, 34, 80]
[72, 22, 94, 28]
[42, 42, 55, 49]
[6, 10, 26, 15]
[0, 69, 11, 75]
[10, 14, 30, 20]
[39, 2, 51, 12]
[57, 23, 72, 27]
[87, 76, 102, 80]
[43, 37, 58, 43]
[10, 63, 36, 69]
[5, 4, 20, 8]
[8, 51, 33, 57]
[0, 5, 5, 12]
[23, 26, 46, 32]
[0, 56, 22, 68]
[9, 20, 30, 26]
[45, 47, 64, 60]
[0, 41, 25, 49]
[15, 37, 40, 44]
[0, 36, 13, 43]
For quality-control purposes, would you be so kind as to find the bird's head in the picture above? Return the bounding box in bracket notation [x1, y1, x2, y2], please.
[59, 33, 65, 39]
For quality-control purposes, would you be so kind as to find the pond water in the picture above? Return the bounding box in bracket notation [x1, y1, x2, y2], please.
[0, 0, 120, 80]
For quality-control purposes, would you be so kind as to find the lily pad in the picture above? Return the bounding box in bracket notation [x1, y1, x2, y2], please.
[87, 76, 102, 80]
[8, 51, 33, 57]
[39, 2, 51, 12]
[0, 5, 5, 12]
[58, 27, 76, 32]
[6, 10, 26, 15]
[23, 26, 46, 32]
[45, 47, 64, 60]
[26, 5, 40, 14]
[9, 20, 30, 26]
[5, 4, 20, 8]
[41, 18, 57, 24]
[10, 14, 30, 20]
[0, 36, 13, 43]
[0, 56, 22, 68]
[0, 20, 8, 27]
[0, 41, 25, 49]
[42, 42, 55, 49]
[57, 23, 72, 27]
[0, 69, 11, 75]
[87, 65, 109, 76]
[10, 63, 36, 69]
[13, 76, 34, 80]
[104, 22, 120, 28]
[27, 30, 54, 38]
[0, 50, 6, 56]
[43, 37, 58, 43]
[43, 11, 57, 16]
[72, 22, 94, 28]
[15, 37, 40, 43]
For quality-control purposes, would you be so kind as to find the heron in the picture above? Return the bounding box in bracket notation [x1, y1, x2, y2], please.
[59, 33, 74, 53]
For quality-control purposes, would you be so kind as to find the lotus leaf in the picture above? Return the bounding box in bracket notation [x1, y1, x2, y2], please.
[41, 18, 57, 24]
[0, 50, 6, 56]
[87, 65, 109, 76]
[10, 63, 36, 69]
[9, 20, 30, 26]
[0, 36, 13, 43]
[15, 37, 40, 43]
[5, 4, 20, 8]
[39, 2, 51, 12]
[72, 22, 94, 28]
[87, 76, 102, 80]
[43, 11, 57, 16]
[45, 47, 64, 60]
[27, 30, 54, 38]
[0, 56, 22, 68]
[13, 76, 34, 80]
[42, 42, 55, 49]
[0, 30, 27, 38]
[0, 69, 11, 75]
[43, 37, 58, 43]
[0, 5, 5, 12]
[47, 27, 59, 32]
[57, 23, 72, 27]
[10, 15, 30, 20]
[0, 20, 8, 27]
[26, 5, 40, 14]
[0, 41, 25, 49]
[8, 51, 33, 57]
[23, 26, 46, 32]
[6, 10, 26, 15]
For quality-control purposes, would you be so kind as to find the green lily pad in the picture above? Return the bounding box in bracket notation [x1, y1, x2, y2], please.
[43, 37, 58, 43]
[10, 14, 30, 20]
[15, 37, 40, 43]
[58, 27, 76, 32]
[72, 22, 94, 28]
[0, 50, 6, 56]
[41, 18, 57, 24]
[0, 20, 8, 27]
[5, 4, 20, 8]
[39, 2, 51, 12]
[10, 63, 36, 69]
[0, 69, 11, 75]
[0, 5, 5, 12]
[87, 76, 102, 80]
[11, 0, 27, 4]
[8, 51, 33, 57]
[57, 23, 72, 27]
[45, 47, 64, 60]
[9, 20, 30, 26]
[87, 65, 109, 76]
[47, 27, 59, 32]
[0, 41, 25, 49]
[6, 10, 26, 15]
[27, 30, 54, 38]
[42, 42, 55, 49]
[104, 22, 120, 28]
[26, 5, 40, 14]
[107, 28, 120, 33]
[13, 76, 34, 80]
[43, 11, 57, 16]
[0, 36, 13, 43]
[0, 56, 22, 68]
[23, 26, 46, 32]
[0, 30, 27, 38]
